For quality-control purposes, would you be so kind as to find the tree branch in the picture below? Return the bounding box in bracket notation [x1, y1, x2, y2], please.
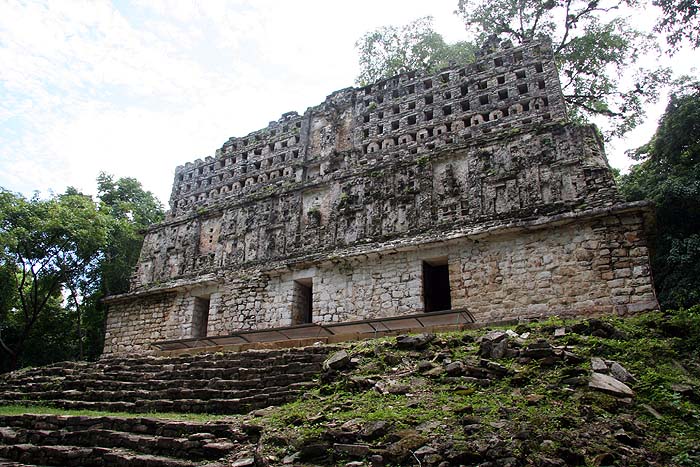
[557, 0, 575, 53]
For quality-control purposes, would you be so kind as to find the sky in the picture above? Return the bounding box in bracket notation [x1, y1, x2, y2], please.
[0, 0, 697, 208]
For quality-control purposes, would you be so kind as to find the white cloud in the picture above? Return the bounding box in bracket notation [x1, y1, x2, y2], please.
[0, 0, 697, 208]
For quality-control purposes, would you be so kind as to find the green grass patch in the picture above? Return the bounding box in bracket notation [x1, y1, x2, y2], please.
[0, 404, 237, 422]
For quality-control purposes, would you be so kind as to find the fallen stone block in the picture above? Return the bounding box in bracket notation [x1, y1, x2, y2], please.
[589, 372, 634, 397]
[323, 350, 350, 371]
[395, 334, 435, 350]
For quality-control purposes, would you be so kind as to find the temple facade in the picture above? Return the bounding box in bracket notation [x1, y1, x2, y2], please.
[103, 38, 658, 354]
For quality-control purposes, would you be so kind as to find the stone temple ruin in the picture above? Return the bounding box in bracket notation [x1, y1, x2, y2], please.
[103, 38, 658, 355]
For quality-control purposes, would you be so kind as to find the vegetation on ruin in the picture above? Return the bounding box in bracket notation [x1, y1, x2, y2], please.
[357, 1, 700, 139]
[246, 310, 700, 465]
[0, 173, 163, 372]
[4, 310, 698, 465]
[455, 0, 671, 138]
[355, 17, 477, 86]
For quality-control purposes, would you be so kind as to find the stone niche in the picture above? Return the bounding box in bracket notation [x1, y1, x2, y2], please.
[102, 37, 658, 355]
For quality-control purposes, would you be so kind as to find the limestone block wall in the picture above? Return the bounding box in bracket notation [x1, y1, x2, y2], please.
[103, 206, 657, 354]
[103, 293, 184, 355]
[450, 210, 657, 322]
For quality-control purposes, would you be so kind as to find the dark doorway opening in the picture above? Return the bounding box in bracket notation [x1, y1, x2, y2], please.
[192, 296, 210, 337]
[423, 258, 452, 312]
[292, 278, 313, 324]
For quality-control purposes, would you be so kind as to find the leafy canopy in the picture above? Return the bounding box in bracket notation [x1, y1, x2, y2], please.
[0, 173, 164, 371]
[617, 80, 700, 309]
[96, 172, 164, 296]
[653, 0, 700, 51]
[455, 0, 670, 138]
[355, 16, 477, 86]
[0, 189, 110, 370]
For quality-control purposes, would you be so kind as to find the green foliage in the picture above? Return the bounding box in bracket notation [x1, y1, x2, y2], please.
[0, 404, 228, 422]
[355, 16, 477, 85]
[96, 172, 164, 295]
[0, 173, 164, 371]
[664, 305, 700, 356]
[455, 0, 671, 138]
[653, 0, 700, 51]
[618, 80, 700, 309]
[0, 189, 110, 370]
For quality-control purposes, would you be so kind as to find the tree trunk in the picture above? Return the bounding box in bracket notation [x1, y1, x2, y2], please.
[68, 283, 84, 360]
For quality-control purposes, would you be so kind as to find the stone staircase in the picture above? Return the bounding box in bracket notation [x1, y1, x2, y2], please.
[0, 413, 258, 466]
[0, 347, 333, 414]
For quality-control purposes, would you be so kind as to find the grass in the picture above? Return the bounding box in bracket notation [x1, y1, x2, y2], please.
[2, 310, 699, 465]
[0, 404, 237, 422]
[250, 310, 700, 465]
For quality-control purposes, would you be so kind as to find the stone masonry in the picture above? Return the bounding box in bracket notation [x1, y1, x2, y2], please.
[103, 38, 658, 355]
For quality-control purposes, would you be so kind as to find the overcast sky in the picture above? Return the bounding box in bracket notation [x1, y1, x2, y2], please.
[0, 0, 697, 207]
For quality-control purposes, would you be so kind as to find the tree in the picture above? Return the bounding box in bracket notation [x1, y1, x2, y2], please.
[0, 173, 164, 371]
[617, 79, 700, 309]
[0, 190, 110, 370]
[71, 174, 164, 360]
[455, 0, 670, 138]
[95, 172, 164, 296]
[355, 16, 477, 85]
[654, 0, 700, 51]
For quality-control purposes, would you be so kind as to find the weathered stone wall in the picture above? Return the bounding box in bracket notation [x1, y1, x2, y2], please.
[132, 123, 618, 289]
[166, 38, 565, 219]
[103, 205, 657, 354]
[102, 37, 659, 355]
[104, 293, 182, 355]
[450, 209, 657, 322]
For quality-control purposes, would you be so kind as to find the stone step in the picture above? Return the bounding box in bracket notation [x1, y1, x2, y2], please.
[5, 362, 321, 387]
[1, 375, 315, 398]
[0, 384, 309, 414]
[22, 350, 292, 370]
[0, 415, 241, 439]
[97, 348, 330, 367]
[0, 349, 330, 384]
[93, 363, 318, 381]
[0, 458, 38, 467]
[0, 380, 313, 403]
[0, 346, 332, 417]
[0, 414, 251, 466]
[3, 375, 276, 393]
[0, 444, 203, 467]
[0, 426, 236, 461]
[92, 358, 305, 373]
[0, 400, 139, 413]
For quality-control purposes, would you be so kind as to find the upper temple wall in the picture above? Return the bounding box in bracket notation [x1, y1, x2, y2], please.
[127, 37, 623, 291]
[167, 38, 567, 216]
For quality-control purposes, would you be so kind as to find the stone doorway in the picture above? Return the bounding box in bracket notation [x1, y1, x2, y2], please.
[192, 296, 210, 337]
[423, 258, 452, 312]
[291, 278, 313, 324]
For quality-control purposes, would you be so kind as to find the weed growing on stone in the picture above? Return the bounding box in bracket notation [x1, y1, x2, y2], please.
[250, 310, 700, 466]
